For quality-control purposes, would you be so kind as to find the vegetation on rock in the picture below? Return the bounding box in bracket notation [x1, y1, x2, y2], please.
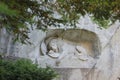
[0, 0, 120, 43]
[0, 58, 58, 80]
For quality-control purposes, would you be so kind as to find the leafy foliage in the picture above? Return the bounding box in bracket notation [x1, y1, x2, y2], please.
[0, 58, 58, 80]
[56, 0, 120, 27]
[0, 0, 64, 43]
[0, 0, 120, 43]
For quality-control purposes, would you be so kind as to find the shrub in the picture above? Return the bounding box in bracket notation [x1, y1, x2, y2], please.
[0, 58, 58, 80]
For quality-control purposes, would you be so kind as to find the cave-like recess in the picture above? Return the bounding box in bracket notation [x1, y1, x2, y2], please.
[45, 29, 101, 58]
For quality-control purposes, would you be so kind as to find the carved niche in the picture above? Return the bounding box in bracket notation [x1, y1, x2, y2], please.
[40, 29, 101, 68]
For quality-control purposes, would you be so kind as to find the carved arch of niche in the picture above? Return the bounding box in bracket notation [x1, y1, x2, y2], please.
[40, 29, 101, 59]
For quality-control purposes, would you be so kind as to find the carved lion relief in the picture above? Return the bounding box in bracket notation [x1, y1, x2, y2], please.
[40, 29, 101, 68]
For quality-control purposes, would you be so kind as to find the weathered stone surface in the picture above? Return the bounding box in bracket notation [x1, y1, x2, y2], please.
[38, 29, 100, 69]
[0, 16, 120, 80]
[0, 28, 15, 56]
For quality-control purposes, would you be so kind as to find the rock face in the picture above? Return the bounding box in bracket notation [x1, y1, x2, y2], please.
[39, 29, 100, 68]
[0, 16, 120, 80]
[0, 28, 15, 56]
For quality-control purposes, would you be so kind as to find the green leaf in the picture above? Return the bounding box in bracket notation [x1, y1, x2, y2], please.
[0, 2, 18, 17]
